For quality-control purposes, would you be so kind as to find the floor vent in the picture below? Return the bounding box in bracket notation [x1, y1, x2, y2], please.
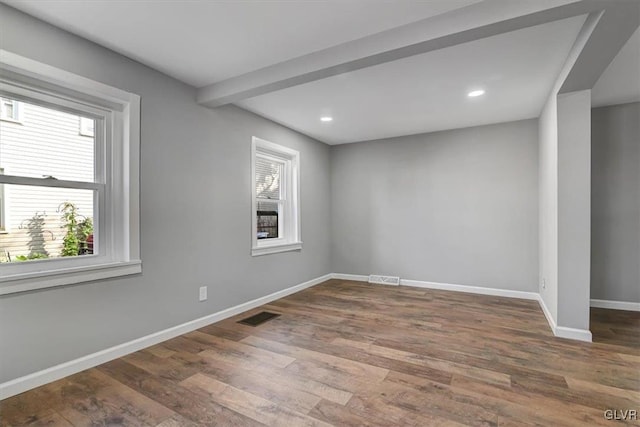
[238, 311, 281, 327]
[368, 275, 400, 286]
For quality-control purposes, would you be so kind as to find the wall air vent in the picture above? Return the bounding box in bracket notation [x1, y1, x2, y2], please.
[368, 275, 400, 286]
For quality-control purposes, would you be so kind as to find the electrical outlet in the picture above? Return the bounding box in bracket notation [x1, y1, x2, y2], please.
[542, 278, 546, 290]
[199, 286, 207, 301]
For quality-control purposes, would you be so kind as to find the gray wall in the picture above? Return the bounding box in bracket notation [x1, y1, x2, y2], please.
[331, 119, 539, 292]
[591, 102, 640, 303]
[0, 5, 331, 383]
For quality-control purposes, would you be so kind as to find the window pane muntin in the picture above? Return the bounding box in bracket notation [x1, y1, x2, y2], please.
[0, 96, 97, 183]
[0, 87, 109, 265]
[0, 82, 111, 186]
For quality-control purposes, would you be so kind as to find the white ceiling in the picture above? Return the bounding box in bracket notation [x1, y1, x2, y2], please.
[592, 27, 640, 108]
[4, 0, 480, 87]
[238, 15, 587, 144]
[4, 1, 634, 145]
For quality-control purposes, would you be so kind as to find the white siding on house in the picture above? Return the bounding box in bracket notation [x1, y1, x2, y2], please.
[0, 99, 94, 261]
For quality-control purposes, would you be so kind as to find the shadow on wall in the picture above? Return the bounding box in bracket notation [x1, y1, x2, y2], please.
[0, 212, 53, 263]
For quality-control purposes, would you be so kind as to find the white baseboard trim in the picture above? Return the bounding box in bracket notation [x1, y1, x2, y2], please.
[347, 274, 593, 343]
[331, 273, 369, 282]
[3, 272, 603, 399]
[555, 326, 593, 342]
[537, 295, 557, 331]
[590, 299, 640, 312]
[399, 278, 540, 301]
[0, 273, 333, 400]
[536, 295, 592, 342]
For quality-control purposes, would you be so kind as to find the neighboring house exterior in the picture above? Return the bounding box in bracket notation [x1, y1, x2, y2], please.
[0, 97, 94, 262]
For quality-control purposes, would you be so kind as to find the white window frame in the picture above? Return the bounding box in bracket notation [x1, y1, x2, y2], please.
[0, 168, 5, 232]
[0, 97, 22, 122]
[251, 137, 301, 256]
[0, 50, 141, 295]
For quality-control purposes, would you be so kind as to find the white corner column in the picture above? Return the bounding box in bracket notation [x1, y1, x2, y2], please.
[556, 89, 592, 341]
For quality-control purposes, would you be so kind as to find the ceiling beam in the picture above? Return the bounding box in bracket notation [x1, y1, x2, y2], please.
[559, 0, 640, 94]
[197, 0, 603, 108]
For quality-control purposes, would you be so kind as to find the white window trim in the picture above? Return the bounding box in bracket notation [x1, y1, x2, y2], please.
[0, 168, 5, 233]
[251, 136, 301, 256]
[0, 50, 141, 295]
[0, 97, 23, 123]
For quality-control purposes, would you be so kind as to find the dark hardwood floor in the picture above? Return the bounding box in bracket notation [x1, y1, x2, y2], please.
[591, 307, 640, 348]
[1, 279, 639, 426]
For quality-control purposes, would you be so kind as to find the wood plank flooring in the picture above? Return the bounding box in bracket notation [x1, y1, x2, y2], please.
[591, 307, 640, 348]
[1, 279, 639, 426]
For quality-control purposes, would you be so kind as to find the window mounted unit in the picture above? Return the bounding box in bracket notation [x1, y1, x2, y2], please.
[251, 137, 301, 256]
[0, 51, 141, 294]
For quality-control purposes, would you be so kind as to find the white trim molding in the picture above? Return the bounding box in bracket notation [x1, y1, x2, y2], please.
[0, 273, 332, 400]
[401, 279, 591, 342]
[537, 295, 557, 332]
[3, 273, 605, 399]
[399, 278, 540, 300]
[554, 326, 593, 342]
[591, 299, 640, 312]
[0, 260, 141, 295]
[0, 50, 141, 294]
[251, 136, 302, 257]
[536, 296, 592, 342]
[251, 242, 302, 257]
[335, 274, 593, 342]
[331, 273, 369, 282]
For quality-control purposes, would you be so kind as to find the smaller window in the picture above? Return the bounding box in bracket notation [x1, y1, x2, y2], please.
[251, 137, 301, 256]
[0, 98, 21, 122]
[79, 116, 95, 137]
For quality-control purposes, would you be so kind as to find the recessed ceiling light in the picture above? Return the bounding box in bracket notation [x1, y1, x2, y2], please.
[468, 89, 485, 97]
[320, 116, 333, 122]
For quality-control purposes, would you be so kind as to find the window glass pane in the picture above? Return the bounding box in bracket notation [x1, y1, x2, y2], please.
[0, 184, 95, 264]
[256, 201, 280, 240]
[0, 98, 95, 182]
[255, 156, 282, 200]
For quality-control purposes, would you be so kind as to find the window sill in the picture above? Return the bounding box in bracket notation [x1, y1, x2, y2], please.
[0, 260, 142, 295]
[251, 241, 302, 257]
[0, 117, 23, 124]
